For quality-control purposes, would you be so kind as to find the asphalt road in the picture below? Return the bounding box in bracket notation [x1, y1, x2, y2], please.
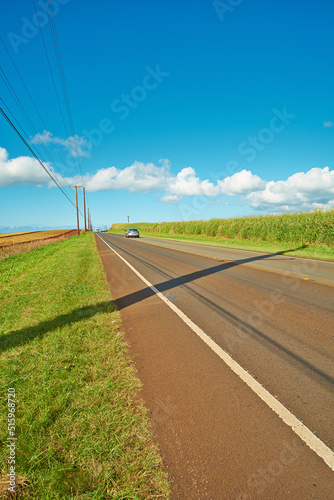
[96, 233, 334, 499]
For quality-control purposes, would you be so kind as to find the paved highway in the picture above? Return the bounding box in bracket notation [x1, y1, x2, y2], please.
[96, 233, 334, 499]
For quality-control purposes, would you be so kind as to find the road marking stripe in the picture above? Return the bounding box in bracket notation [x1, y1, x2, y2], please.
[99, 235, 334, 471]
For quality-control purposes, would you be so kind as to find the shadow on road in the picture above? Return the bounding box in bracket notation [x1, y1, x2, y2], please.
[113, 244, 310, 312]
[115, 251, 279, 310]
[110, 242, 334, 390]
[276, 245, 308, 255]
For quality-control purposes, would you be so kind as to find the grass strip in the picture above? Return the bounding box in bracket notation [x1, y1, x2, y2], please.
[0, 232, 170, 499]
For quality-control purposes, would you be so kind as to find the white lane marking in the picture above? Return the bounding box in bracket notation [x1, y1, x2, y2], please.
[99, 235, 334, 471]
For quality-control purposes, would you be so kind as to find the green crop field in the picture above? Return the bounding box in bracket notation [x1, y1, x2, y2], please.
[0, 233, 169, 499]
[110, 209, 334, 260]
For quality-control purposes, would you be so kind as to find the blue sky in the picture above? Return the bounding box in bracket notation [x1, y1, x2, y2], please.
[1, 0, 333, 231]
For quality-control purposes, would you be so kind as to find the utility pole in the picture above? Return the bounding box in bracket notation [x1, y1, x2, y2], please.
[83, 187, 87, 232]
[70, 185, 82, 235]
[127, 215, 130, 223]
[87, 208, 92, 231]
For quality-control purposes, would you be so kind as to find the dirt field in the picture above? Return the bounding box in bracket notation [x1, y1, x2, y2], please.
[0, 230, 78, 259]
[0, 230, 75, 248]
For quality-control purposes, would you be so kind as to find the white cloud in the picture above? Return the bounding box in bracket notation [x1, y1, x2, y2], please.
[324, 121, 333, 128]
[73, 160, 171, 192]
[0, 147, 52, 187]
[160, 194, 181, 203]
[76, 163, 263, 201]
[217, 169, 266, 196]
[31, 130, 91, 158]
[245, 167, 334, 211]
[31, 130, 53, 144]
[167, 167, 217, 197]
[1, 146, 333, 213]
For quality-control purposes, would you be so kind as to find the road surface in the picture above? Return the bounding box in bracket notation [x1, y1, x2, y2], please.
[96, 233, 334, 499]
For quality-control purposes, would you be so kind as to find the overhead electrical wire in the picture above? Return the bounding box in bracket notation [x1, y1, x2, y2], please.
[0, 66, 71, 188]
[33, 0, 89, 218]
[1, 97, 84, 217]
[0, 1, 88, 221]
[32, 0, 70, 140]
[0, 105, 81, 212]
[43, 0, 89, 216]
[44, 0, 85, 183]
[45, 0, 75, 140]
[0, 97, 36, 148]
[0, 95, 66, 194]
[0, 35, 70, 173]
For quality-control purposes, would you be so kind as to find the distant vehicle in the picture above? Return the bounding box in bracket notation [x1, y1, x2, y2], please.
[94, 228, 99, 232]
[125, 228, 139, 238]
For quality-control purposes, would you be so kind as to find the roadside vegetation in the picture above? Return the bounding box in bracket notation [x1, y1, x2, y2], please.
[0, 233, 170, 499]
[110, 209, 334, 260]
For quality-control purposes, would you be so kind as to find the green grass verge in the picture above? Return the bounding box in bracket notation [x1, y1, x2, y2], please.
[0, 233, 170, 499]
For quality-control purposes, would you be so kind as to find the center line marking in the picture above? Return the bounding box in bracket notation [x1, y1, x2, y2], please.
[99, 235, 334, 471]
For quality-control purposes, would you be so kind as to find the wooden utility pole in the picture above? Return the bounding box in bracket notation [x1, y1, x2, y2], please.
[88, 208, 92, 231]
[70, 185, 82, 235]
[83, 187, 87, 232]
[75, 186, 80, 235]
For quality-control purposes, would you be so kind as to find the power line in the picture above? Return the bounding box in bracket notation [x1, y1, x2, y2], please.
[0, 96, 72, 195]
[0, 35, 70, 173]
[0, 66, 71, 188]
[45, 0, 75, 138]
[1, 3, 88, 223]
[32, 0, 70, 140]
[0, 97, 36, 151]
[0, 105, 78, 210]
[43, 0, 88, 220]
[44, 0, 85, 184]
[0, 97, 59, 193]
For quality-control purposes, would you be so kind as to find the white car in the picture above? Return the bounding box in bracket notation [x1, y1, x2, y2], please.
[125, 228, 139, 238]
